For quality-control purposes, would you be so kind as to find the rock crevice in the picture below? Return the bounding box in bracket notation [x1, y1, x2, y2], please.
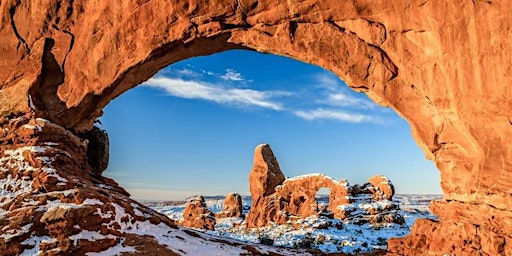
[1, 1, 511, 255]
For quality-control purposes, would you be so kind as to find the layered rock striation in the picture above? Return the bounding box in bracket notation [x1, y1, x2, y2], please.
[1, 0, 511, 255]
[246, 144, 403, 228]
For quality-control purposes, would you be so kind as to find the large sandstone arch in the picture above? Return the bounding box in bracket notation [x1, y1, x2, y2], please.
[1, 0, 511, 255]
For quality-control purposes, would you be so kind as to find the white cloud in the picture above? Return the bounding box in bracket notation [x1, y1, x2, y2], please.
[314, 73, 377, 109]
[292, 108, 374, 123]
[143, 77, 286, 110]
[143, 69, 389, 124]
[176, 68, 202, 78]
[323, 92, 377, 109]
[220, 68, 245, 81]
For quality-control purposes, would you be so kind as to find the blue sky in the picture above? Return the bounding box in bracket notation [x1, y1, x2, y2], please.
[100, 50, 442, 200]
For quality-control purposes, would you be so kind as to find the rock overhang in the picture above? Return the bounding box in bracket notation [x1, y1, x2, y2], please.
[1, 0, 511, 255]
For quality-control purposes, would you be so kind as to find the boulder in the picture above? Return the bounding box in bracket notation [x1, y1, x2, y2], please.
[248, 144, 286, 198]
[216, 193, 243, 219]
[182, 196, 216, 230]
[369, 175, 395, 200]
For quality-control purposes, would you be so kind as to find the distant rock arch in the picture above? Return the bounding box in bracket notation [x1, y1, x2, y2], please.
[275, 174, 351, 217]
[246, 144, 401, 227]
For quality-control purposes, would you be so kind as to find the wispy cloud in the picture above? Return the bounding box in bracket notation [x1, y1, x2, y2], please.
[221, 69, 246, 82]
[146, 68, 390, 124]
[176, 68, 202, 78]
[143, 77, 287, 110]
[314, 73, 377, 109]
[292, 108, 373, 123]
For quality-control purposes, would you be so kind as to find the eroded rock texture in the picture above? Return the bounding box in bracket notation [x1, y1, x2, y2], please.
[216, 192, 244, 219]
[0, 117, 179, 254]
[1, 0, 511, 255]
[181, 196, 216, 230]
[0, 119, 314, 255]
[246, 144, 403, 228]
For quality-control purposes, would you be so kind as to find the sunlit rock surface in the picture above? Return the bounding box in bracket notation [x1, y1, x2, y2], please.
[1, 0, 511, 254]
[181, 196, 216, 230]
[216, 193, 244, 219]
[246, 144, 403, 228]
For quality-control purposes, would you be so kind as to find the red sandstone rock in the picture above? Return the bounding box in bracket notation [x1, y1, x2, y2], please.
[246, 144, 403, 228]
[0, 117, 178, 255]
[249, 144, 286, 198]
[216, 193, 243, 219]
[1, 0, 512, 254]
[368, 175, 395, 200]
[181, 196, 216, 230]
[0, 118, 304, 255]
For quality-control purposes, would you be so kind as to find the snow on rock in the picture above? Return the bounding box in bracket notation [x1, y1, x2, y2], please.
[20, 235, 56, 256]
[69, 230, 116, 246]
[153, 194, 439, 254]
[245, 144, 403, 229]
[1, 223, 33, 241]
[1, 118, 323, 255]
[181, 196, 216, 230]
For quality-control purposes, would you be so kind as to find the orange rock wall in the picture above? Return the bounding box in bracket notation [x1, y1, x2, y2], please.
[1, 0, 511, 255]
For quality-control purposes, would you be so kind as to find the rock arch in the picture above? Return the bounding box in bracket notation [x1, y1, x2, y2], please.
[1, 0, 511, 255]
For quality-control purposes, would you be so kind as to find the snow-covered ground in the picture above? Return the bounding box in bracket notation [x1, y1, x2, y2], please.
[145, 194, 441, 254]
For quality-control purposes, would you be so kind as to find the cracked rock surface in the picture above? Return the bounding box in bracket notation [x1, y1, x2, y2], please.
[1, 0, 512, 255]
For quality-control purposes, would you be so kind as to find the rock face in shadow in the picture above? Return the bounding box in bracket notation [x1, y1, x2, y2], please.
[181, 196, 216, 230]
[216, 193, 244, 219]
[246, 144, 403, 228]
[1, 0, 512, 255]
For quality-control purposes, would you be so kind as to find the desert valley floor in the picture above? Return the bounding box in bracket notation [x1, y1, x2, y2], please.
[142, 194, 441, 254]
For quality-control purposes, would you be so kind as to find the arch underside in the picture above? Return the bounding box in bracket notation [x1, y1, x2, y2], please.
[0, 0, 511, 255]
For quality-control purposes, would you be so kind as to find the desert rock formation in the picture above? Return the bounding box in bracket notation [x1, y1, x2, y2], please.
[0, 117, 180, 254]
[0, 118, 315, 255]
[181, 196, 216, 230]
[368, 175, 394, 200]
[246, 144, 403, 228]
[216, 193, 244, 219]
[1, 0, 512, 255]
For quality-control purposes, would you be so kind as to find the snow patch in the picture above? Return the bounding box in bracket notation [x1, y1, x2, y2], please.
[83, 198, 104, 206]
[22, 124, 41, 132]
[1, 223, 33, 241]
[20, 234, 56, 256]
[69, 230, 116, 247]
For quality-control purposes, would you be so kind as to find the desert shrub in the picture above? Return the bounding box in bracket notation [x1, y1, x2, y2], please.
[258, 234, 274, 246]
[377, 237, 388, 245]
[295, 233, 315, 248]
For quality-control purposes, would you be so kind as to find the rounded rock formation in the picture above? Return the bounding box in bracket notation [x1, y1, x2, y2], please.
[1, 0, 511, 254]
[368, 175, 395, 200]
[216, 193, 244, 219]
[181, 196, 216, 230]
